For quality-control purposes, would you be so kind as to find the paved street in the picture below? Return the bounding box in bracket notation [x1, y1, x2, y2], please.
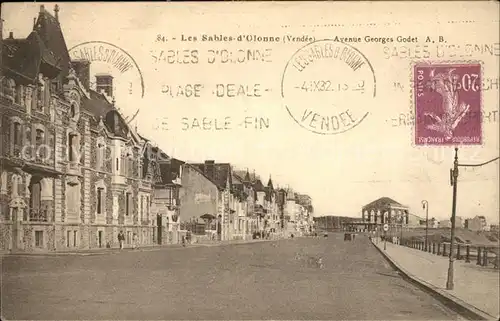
[2, 234, 460, 320]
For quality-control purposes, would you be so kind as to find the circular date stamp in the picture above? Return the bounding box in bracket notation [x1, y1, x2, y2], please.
[281, 39, 376, 135]
[68, 41, 145, 124]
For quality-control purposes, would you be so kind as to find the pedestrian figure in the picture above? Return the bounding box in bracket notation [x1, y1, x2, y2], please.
[182, 235, 186, 247]
[133, 233, 138, 249]
[118, 230, 125, 250]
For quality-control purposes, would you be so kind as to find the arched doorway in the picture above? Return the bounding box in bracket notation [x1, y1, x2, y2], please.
[29, 175, 45, 221]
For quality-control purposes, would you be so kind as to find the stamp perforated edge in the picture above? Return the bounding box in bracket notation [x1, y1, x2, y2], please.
[408, 59, 485, 150]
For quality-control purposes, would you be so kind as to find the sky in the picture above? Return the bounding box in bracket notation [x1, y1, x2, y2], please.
[2, 2, 499, 223]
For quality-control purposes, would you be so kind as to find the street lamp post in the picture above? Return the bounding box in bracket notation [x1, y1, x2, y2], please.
[400, 212, 403, 245]
[383, 211, 388, 250]
[446, 148, 459, 290]
[422, 200, 429, 251]
[444, 149, 499, 291]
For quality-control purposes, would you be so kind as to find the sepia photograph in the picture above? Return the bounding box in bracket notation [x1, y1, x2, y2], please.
[0, 1, 499, 320]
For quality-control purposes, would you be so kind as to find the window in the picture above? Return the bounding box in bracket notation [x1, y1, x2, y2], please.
[35, 129, 44, 144]
[25, 126, 31, 147]
[67, 231, 71, 247]
[30, 177, 42, 211]
[68, 133, 78, 162]
[70, 103, 76, 118]
[35, 128, 45, 160]
[74, 231, 78, 247]
[11, 121, 23, 157]
[125, 192, 132, 216]
[13, 122, 21, 146]
[35, 231, 43, 247]
[96, 139, 105, 171]
[122, 148, 134, 177]
[37, 84, 44, 111]
[66, 182, 80, 221]
[140, 196, 144, 221]
[97, 187, 104, 214]
[116, 158, 119, 171]
[36, 74, 46, 112]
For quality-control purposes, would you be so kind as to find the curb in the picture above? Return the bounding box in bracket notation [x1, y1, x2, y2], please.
[1, 237, 293, 257]
[371, 240, 496, 321]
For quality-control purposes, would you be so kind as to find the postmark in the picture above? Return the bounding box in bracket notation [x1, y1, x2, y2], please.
[281, 39, 376, 135]
[68, 41, 145, 125]
[413, 61, 482, 146]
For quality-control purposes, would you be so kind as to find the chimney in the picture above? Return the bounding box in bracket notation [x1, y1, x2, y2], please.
[204, 160, 215, 180]
[54, 4, 60, 21]
[95, 73, 114, 98]
[71, 60, 90, 90]
[40, 5, 45, 13]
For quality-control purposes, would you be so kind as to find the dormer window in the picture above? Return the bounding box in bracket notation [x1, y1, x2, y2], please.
[70, 103, 76, 118]
[37, 75, 45, 112]
[68, 132, 80, 163]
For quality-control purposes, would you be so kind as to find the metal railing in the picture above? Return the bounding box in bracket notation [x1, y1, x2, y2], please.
[29, 208, 49, 222]
[401, 238, 499, 269]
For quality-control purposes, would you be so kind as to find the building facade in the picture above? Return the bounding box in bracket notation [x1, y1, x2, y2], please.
[0, 5, 158, 252]
[150, 152, 182, 245]
[465, 215, 488, 231]
[361, 197, 410, 231]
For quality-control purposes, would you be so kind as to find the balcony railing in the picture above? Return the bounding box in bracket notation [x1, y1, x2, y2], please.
[29, 208, 48, 222]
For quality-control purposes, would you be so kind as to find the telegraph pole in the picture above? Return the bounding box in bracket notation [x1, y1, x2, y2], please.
[446, 148, 459, 290]
[422, 200, 429, 251]
[446, 148, 499, 290]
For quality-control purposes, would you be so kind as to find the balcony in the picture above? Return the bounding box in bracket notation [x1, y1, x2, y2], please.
[29, 208, 48, 222]
[139, 180, 152, 190]
[67, 161, 82, 176]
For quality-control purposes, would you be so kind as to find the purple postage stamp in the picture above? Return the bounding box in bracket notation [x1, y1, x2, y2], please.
[414, 62, 482, 146]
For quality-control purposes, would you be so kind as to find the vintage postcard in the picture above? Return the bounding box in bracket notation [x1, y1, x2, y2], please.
[1, 1, 499, 320]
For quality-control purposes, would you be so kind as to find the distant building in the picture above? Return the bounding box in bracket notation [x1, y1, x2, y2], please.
[360, 197, 409, 231]
[408, 213, 425, 227]
[429, 217, 439, 228]
[490, 224, 499, 232]
[439, 219, 451, 228]
[437, 216, 464, 229]
[465, 215, 488, 231]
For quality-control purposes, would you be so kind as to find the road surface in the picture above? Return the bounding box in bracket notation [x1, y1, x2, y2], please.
[1, 233, 460, 320]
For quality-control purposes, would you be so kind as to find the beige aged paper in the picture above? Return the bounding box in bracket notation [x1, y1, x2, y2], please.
[1, 1, 499, 320]
[4, 0, 493, 219]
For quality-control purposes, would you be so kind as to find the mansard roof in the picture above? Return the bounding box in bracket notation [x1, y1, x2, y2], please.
[234, 169, 259, 183]
[362, 197, 408, 212]
[2, 30, 62, 83]
[33, 5, 71, 81]
[189, 162, 232, 191]
[158, 157, 185, 186]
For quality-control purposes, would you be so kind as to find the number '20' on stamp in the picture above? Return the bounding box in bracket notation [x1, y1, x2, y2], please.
[413, 62, 482, 146]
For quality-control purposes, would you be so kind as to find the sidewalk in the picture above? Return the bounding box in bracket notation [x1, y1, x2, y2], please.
[1, 236, 289, 257]
[373, 239, 499, 320]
